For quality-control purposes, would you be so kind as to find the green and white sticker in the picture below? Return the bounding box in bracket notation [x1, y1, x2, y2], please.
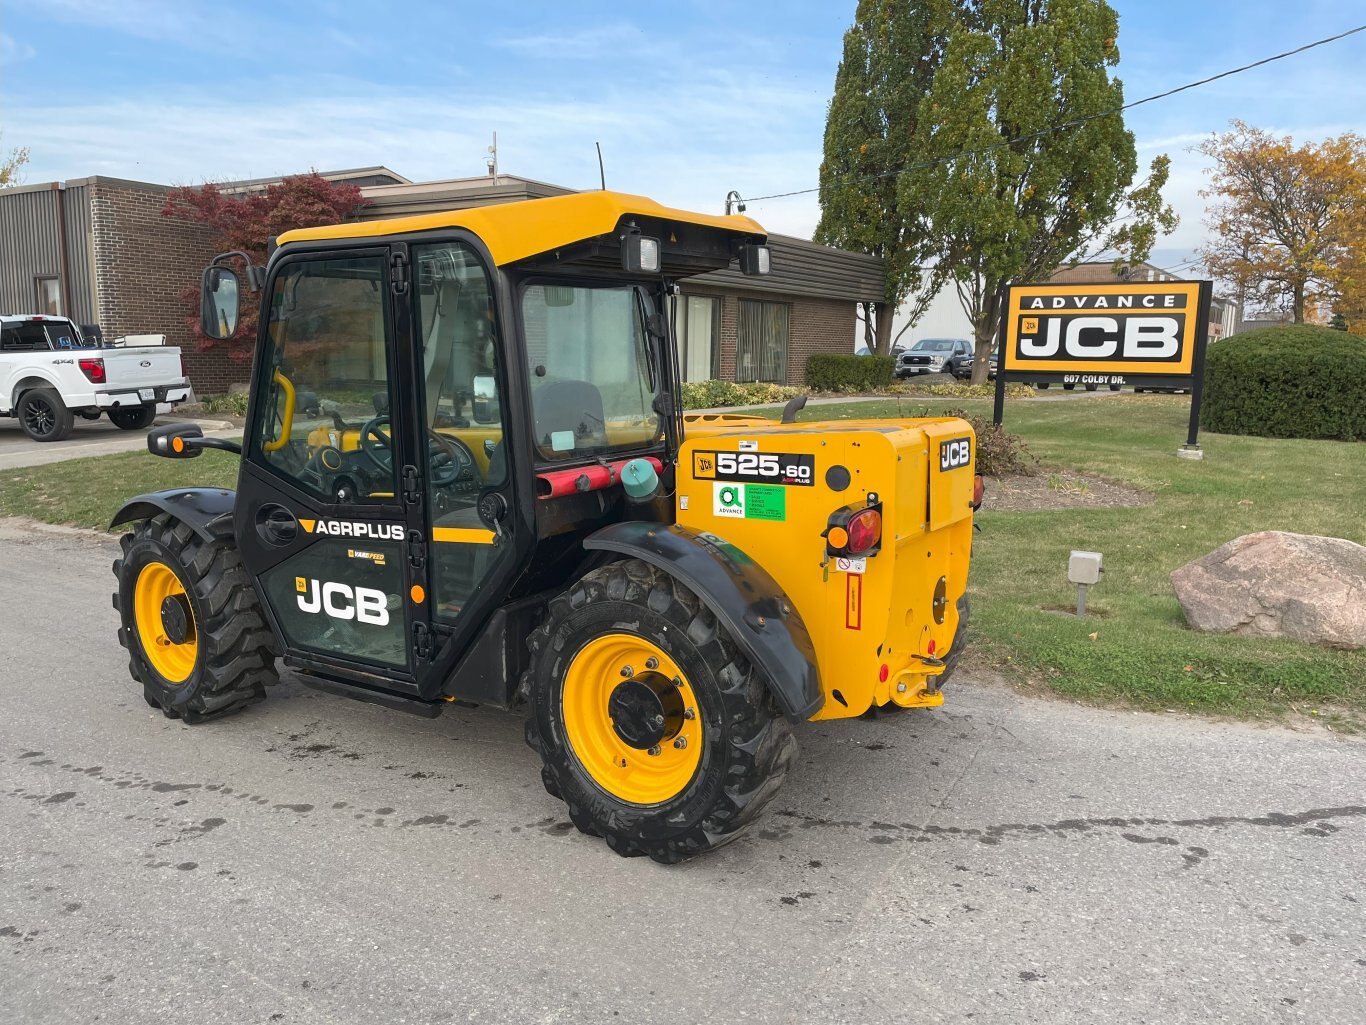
[713, 482, 786, 521]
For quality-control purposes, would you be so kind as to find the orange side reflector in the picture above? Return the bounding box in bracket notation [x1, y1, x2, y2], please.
[827, 525, 849, 549]
[410, 584, 426, 604]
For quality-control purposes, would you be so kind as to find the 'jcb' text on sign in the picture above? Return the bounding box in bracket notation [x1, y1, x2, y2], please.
[1001, 281, 1206, 377]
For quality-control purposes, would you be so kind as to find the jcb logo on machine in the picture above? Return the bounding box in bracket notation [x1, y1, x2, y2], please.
[299, 518, 404, 541]
[939, 437, 972, 471]
[694, 450, 814, 486]
[296, 577, 390, 625]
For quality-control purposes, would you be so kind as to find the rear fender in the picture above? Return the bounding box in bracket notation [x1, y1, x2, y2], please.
[109, 488, 237, 543]
[583, 521, 823, 722]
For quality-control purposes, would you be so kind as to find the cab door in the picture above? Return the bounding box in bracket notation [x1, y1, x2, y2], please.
[233, 246, 427, 691]
[405, 240, 522, 697]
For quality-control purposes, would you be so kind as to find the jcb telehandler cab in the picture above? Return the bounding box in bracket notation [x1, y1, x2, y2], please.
[111, 191, 978, 862]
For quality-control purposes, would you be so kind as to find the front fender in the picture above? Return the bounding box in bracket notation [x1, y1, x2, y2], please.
[109, 488, 237, 543]
[584, 521, 823, 722]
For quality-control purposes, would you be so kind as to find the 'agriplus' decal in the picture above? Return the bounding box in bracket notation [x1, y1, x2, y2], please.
[299, 518, 404, 541]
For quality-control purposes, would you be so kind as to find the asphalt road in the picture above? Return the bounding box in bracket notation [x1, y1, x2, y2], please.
[0, 415, 234, 471]
[2, 523, 1363, 1024]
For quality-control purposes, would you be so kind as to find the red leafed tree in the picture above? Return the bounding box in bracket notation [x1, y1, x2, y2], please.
[163, 171, 369, 361]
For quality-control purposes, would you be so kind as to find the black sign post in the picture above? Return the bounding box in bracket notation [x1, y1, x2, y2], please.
[990, 279, 1214, 457]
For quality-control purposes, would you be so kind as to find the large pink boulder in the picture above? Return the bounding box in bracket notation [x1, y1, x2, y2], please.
[1170, 531, 1366, 650]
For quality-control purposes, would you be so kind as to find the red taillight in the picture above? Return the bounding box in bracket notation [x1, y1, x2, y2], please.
[78, 357, 106, 384]
[846, 508, 882, 554]
[972, 474, 985, 509]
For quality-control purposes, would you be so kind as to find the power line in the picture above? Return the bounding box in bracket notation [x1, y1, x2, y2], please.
[741, 23, 1365, 205]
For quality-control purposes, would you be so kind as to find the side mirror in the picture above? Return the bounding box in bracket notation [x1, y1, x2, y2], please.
[201, 266, 241, 339]
[472, 374, 500, 424]
[148, 422, 204, 459]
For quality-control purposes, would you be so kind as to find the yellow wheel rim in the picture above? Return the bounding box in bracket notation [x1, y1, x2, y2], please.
[561, 633, 704, 806]
[133, 562, 199, 684]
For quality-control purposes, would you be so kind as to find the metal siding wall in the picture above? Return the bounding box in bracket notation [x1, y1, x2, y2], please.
[0, 186, 96, 322]
[0, 188, 60, 314]
[62, 184, 96, 325]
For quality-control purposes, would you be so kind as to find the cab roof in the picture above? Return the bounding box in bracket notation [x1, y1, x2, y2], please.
[276, 190, 767, 267]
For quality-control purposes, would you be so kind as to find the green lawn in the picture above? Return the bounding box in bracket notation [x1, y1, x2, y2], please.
[2, 393, 1362, 721]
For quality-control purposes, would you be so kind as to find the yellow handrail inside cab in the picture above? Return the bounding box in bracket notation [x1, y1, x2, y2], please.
[263, 369, 295, 453]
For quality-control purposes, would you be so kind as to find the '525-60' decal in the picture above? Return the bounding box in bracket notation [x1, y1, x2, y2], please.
[693, 450, 815, 486]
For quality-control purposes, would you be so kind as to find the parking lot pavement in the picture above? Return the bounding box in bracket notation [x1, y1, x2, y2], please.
[2, 526, 1363, 1025]
[0, 416, 235, 471]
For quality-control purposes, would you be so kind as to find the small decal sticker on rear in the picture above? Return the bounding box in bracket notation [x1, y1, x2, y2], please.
[845, 575, 863, 629]
[347, 548, 386, 565]
[834, 556, 867, 575]
[712, 482, 786, 521]
[738, 440, 758, 451]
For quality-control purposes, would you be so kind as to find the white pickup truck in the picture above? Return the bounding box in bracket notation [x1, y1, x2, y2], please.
[0, 314, 193, 442]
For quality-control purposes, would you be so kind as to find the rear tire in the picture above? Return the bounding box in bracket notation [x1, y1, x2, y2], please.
[109, 405, 156, 430]
[113, 513, 278, 723]
[18, 388, 73, 442]
[524, 559, 797, 863]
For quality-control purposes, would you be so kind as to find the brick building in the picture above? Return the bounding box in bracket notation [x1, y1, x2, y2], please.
[1, 168, 882, 393]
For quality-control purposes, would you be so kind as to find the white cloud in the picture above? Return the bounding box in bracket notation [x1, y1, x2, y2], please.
[0, 32, 36, 66]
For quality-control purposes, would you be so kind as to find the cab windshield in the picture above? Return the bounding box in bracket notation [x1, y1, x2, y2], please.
[912, 339, 957, 352]
[520, 283, 662, 461]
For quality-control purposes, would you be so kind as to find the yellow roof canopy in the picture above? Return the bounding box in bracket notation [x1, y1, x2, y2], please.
[275, 190, 767, 267]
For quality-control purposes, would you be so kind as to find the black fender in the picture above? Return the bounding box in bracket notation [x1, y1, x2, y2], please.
[583, 521, 823, 722]
[109, 488, 237, 543]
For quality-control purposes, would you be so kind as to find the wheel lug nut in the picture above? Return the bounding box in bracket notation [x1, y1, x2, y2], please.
[683, 708, 695, 720]
[673, 737, 687, 750]
[620, 665, 634, 678]
[647, 745, 661, 757]
[645, 656, 659, 670]
[653, 714, 665, 726]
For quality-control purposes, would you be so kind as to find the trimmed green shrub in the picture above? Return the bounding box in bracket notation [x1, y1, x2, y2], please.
[680, 380, 804, 409]
[1200, 325, 1366, 441]
[807, 353, 894, 391]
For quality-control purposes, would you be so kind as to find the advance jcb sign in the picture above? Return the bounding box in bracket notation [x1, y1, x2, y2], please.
[999, 280, 1211, 389]
[991, 279, 1215, 454]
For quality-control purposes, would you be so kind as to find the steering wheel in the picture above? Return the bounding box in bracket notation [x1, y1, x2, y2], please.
[428, 432, 477, 487]
[359, 416, 396, 472]
[359, 416, 478, 487]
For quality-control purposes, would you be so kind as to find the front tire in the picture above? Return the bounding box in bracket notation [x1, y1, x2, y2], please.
[524, 560, 797, 863]
[114, 514, 278, 723]
[109, 405, 156, 430]
[18, 388, 74, 442]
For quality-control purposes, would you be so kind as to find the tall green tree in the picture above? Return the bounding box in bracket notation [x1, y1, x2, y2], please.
[815, 0, 955, 355]
[904, 0, 1175, 382]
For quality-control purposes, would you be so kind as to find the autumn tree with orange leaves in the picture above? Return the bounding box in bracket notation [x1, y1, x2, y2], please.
[1199, 121, 1366, 326]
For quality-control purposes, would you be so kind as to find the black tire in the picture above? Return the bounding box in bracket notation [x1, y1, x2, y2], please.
[1036, 383, 1050, 390]
[109, 405, 156, 430]
[1108, 384, 1121, 392]
[1085, 383, 1099, 392]
[18, 388, 74, 442]
[1062, 382, 1076, 391]
[524, 559, 797, 864]
[113, 513, 279, 724]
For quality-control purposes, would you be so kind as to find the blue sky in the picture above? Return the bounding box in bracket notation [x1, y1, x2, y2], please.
[3, 0, 1365, 273]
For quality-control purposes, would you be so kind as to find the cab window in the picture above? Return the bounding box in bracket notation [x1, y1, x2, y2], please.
[520, 283, 662, 461]
[252, 254, 397, 504]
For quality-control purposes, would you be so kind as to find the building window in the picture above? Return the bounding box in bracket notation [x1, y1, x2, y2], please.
[35, 276, 62, 316]
[674, 294, 719, 381]
[736, 299, 789, 383]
